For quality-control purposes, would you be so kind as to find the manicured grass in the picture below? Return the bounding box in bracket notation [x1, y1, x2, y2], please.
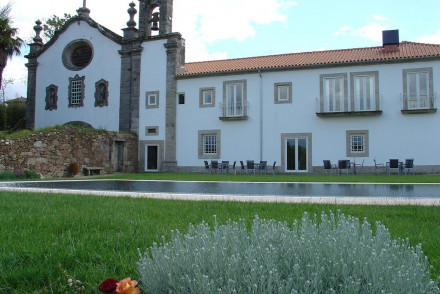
[1, 191, 439, 293]
[97, 172, 440, 183]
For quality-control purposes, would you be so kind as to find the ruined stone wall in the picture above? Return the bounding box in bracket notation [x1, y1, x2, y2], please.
[0, 126, 138, 178]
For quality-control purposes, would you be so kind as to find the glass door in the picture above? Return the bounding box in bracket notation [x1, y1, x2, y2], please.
[286, 138, 308, 172]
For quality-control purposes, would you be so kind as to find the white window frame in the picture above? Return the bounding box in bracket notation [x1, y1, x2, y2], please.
[320, 73, 347, 113]
[351, 71, 379, 112]
[403, 68, 433, 110]
[223, 80, 247, 117]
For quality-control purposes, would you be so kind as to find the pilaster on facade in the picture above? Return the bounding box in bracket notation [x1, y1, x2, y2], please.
[118, 42, 143, 134]
[162, 35, 184, 172]
[24, 60, 38, 130]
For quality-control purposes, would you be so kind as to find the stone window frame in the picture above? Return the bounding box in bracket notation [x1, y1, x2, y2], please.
[402, 67, 435, 112]
[274, 82, 292, 104]
[62, 39, 94, 71]
[221, 79, 248, 120]
[346, 130, 369, 157]
[350, 71, 379, 111]
[94, 79, 109, 107]
[146, 91, 159, 109]
[68, 74, 85, 108]
[45, 84, 58, 111]
[319, 73, 348, 113]
[199, 87, 216, 108]
[198, 129, 221, 159]
[145, 126, 159, 136]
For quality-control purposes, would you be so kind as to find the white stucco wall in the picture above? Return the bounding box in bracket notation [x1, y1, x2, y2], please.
[34, 20, 122, 131]
[138, 39, 168, 142]
[176, 60, 440, 171]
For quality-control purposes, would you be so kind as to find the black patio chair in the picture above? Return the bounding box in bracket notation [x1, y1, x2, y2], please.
[211, 160, 219, 174]
[338, 160, 351, 175]
[386, 159, 402, 175]
[271, 161, 277, 174]
[221, 161, 230, 174]
[404, 159, 415, 175]
[246, 160, 255, 174]
[323, 160, 336, 174]
[231, 161, 237, 174]
[374, 159, 386, 175]
[259, 161, 267, 174]
[204, 161, 210, 173]
[240, 161, 245, 174]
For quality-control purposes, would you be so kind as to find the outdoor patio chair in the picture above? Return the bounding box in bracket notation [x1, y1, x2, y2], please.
[246, 160, 255, 174]
[338, 160, 351, 174]
[211, 160, 219, 174]
[221, 161, 230, 174]
[240, 161, 245, 174]
[323, 160, 337, 174]
[403, 159, 415, 175]
[259, 161, 267, 174]
[386, 159, 402, 175]
[231, 161, 237, 174]
[204, 161, 210, 173]
[374, 159, 386, 175]
[353, 159, 364, 175]
[271, 161, 277, 174]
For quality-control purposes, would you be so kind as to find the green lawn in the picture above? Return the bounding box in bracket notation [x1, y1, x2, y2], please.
[1, 190, 439, 293]
[96, 172, 440, 183]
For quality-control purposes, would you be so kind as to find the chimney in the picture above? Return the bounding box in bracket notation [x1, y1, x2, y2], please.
[382, 29, 399, 53]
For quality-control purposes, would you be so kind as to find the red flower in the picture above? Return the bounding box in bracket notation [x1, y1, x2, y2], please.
[99, 278, 118, 293]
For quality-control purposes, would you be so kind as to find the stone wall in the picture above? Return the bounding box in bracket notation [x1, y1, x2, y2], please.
[0, 126, 138, 178]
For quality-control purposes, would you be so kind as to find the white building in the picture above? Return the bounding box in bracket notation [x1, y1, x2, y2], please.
[26, 1, 440, 174]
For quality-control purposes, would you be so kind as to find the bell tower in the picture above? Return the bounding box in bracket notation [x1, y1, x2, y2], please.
[138, 0, 173, 37]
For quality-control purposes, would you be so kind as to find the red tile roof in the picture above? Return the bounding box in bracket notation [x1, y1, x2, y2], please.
[178, 42, 440, 78]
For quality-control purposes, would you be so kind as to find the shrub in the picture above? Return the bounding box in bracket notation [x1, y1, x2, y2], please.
[24, 169, 40, 179]
[138, 212, 439, 294]
[0, 171, 16, 180]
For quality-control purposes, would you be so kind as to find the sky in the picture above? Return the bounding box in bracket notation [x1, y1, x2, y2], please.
[4, 0, 440, 100]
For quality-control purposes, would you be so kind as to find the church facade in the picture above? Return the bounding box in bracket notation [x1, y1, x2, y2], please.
[25, 0, 440, 174]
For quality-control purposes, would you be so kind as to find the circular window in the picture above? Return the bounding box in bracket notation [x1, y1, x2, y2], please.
[62, 40, 93, 71]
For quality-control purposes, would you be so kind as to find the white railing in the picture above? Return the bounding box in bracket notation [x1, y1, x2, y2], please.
[219, 101, 249, 118]
[402, 93, 436, 110]
[316, 95, 381, 114]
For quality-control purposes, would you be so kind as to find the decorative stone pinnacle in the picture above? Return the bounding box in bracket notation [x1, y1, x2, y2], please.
[77, 0, 91, 17]
[126, 2, 137, 28]
[33, 20, 43, 44]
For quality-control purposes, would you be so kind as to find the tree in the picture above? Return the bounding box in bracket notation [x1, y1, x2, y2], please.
[42, 14, 72, 42]
[0, 2, 23, 89]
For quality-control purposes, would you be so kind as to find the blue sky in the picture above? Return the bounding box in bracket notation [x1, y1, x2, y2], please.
[4, 0, 440, 99]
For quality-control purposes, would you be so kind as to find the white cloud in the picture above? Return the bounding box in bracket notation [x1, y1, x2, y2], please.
[5, 0, 295, 97]
[372, 15, 389, 22]
[174, 0, 293, 59]
[333, 14, 390, 42]
[355, 21, 387, 42]
[417, 30, 440, 44]
[333, 25, 352, 37]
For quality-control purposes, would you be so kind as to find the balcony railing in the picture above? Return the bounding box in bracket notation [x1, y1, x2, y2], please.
[219, 101, 249, 121]
[402, 93, 437, 114]
[316, 95, 382, 117]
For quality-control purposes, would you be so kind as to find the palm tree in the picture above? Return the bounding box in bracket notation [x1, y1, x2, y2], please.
[0, 3, 23, 88]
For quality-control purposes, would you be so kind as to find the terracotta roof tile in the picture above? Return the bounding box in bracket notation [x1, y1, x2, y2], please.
[178, 42, 440, 77]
